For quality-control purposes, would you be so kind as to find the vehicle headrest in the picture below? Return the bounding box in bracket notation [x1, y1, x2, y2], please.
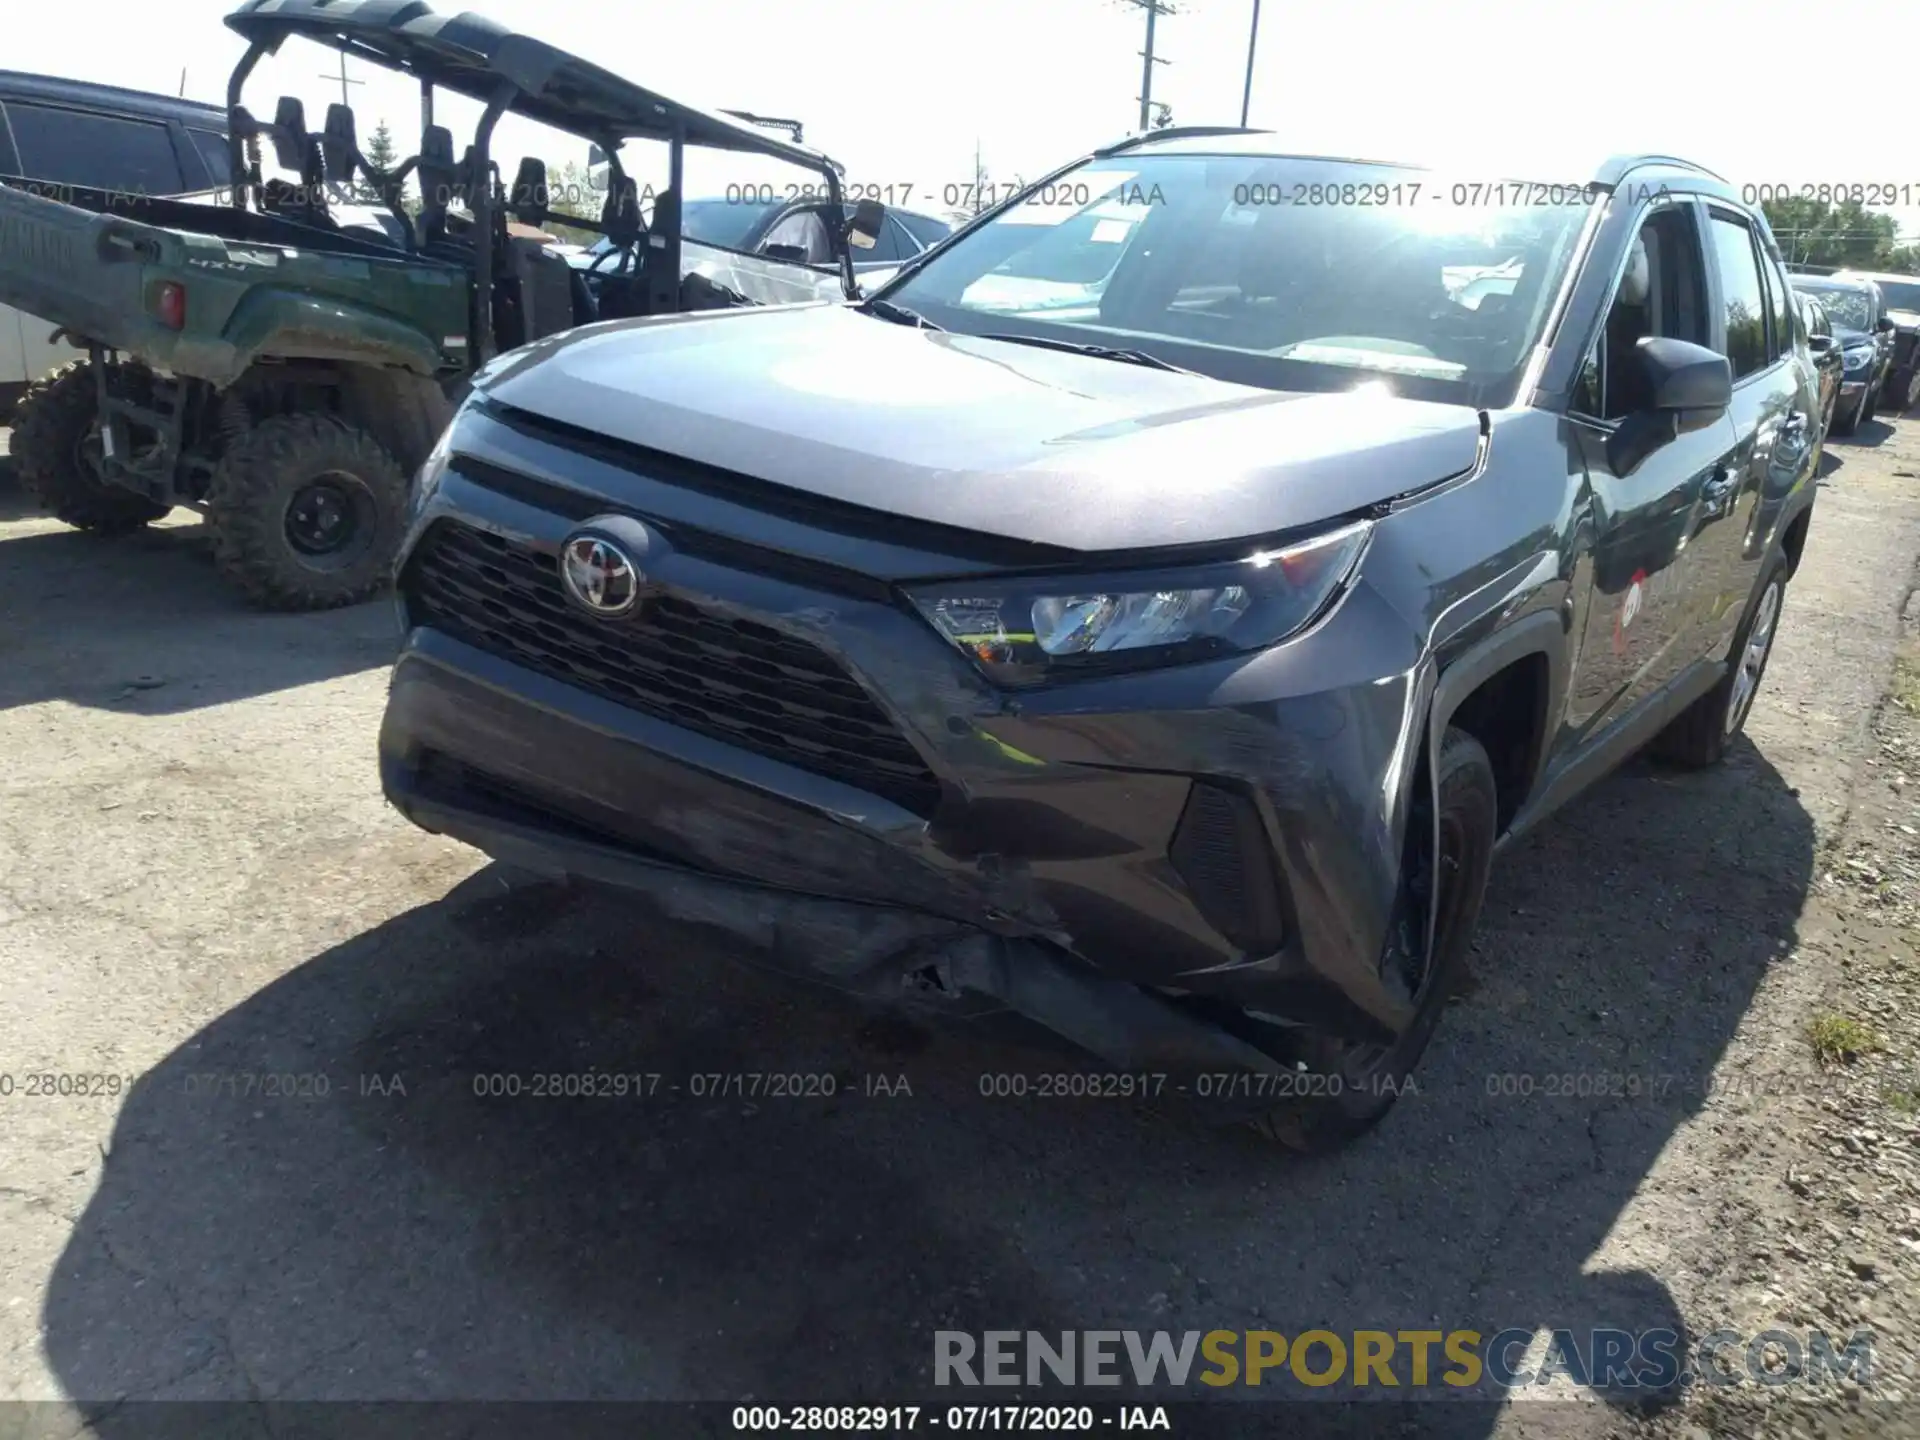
[321, 105, 358, 185]
[271, 96, 309, 173]
[602, 174, 642, 248]
[650, 186, 680, 238]
[1619, 236, 1651, 307]
[510, 158, 549, 224]
[419, 125, 456, 174]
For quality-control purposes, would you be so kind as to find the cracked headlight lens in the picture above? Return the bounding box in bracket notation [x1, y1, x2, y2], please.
[908, 520, 1371, 686]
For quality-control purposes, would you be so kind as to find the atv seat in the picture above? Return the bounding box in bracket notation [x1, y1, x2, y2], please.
[640, 186, 680, 313]
[416, 124, 469, 251]
[508, 157, 550, 228]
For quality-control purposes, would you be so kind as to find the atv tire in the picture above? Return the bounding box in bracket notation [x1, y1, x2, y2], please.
[206, 413, 409, 612]
[12, 360, 171, 534]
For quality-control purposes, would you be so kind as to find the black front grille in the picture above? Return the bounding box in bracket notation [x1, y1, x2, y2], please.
[404, 521, 942, 816]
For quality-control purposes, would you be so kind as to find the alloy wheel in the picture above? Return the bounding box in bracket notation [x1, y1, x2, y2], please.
[1725, 579, 1782, 737]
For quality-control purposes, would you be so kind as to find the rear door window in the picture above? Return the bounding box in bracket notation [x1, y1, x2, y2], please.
[1706, 213, 1770, 380]
[2, 101, 187, 195]
[188, 129, 231, 192]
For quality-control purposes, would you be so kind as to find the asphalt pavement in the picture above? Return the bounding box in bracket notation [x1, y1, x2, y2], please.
[2, 416, 1918, 1438]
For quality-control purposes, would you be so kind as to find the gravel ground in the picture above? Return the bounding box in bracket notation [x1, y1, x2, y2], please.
[2, 415, 1919, 1439]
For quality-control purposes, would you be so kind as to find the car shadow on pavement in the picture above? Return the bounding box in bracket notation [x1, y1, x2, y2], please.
[0, 520, 398, 713]
[1833, 417, 1896, 449]
[42, 740, 1814, 1436]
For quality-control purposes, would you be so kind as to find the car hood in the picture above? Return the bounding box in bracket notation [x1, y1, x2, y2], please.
[478, 305, 1486, 553]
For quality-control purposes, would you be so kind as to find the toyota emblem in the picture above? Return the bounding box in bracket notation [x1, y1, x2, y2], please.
[559, 533, 642, 617]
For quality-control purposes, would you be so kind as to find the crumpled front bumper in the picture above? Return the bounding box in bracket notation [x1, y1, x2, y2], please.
[378, 449, 1434, 1063]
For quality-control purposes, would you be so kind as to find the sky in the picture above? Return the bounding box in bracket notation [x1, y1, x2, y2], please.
[9, 0, 1920, 238]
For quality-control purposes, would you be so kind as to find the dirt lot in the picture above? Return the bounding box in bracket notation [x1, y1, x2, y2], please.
[2, 415, 1920, 1439]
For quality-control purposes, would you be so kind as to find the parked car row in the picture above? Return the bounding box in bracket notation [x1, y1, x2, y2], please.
[1787, 272, 1900, 436]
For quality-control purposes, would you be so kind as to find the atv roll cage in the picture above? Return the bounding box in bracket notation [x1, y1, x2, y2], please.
[220, 0, 867, 365]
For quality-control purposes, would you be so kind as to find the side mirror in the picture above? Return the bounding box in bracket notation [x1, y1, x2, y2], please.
[763, 243, 808, 263]
[1876, 315, 1896, 333]
[847, 198, 886, 251]
[1807, 333, 1834, 354]
[1605, 337, 1732, 477]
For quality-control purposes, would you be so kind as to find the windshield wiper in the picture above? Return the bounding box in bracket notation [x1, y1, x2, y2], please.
[975, 332, 1194, 374]
[861, 297, 942, 331]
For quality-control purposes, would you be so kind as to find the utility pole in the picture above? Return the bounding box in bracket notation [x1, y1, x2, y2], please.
[1120, 0, 1174, 134]
[178, 68, 187, 99]
[1239, 0, 1261, 127]
[319, 52, 364, 109]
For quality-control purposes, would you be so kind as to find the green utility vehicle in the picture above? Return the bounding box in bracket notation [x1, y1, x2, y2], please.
[0, 0, 876, 609]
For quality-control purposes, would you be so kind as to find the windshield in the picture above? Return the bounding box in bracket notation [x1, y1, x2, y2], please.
[879, 154, 1593, 406]
[1800, 286, 1873, 332]
[1875, 279, 1920, 313]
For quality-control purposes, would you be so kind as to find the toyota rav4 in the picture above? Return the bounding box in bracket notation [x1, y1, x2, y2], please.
[378, 133, 1820, 1151]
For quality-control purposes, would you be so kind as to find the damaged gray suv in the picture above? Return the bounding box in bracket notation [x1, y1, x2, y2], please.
[379, 131, 1820, 1151]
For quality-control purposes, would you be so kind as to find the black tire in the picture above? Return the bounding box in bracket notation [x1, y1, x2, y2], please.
[205, 413, 408, 611]
[1249, 727, 1498, 1153]
[1834, 386, 1866, 436]
[11, 360, 170, 534]
[1651, 555, 1787, 769]
[1864, 382, 1880, 422]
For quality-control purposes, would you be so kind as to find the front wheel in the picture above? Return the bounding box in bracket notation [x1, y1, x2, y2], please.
[1834, 387, 1867, 437]
[1249, 726, 1498, 1153]
[1652, 557, 1787, 769]
[205, 413, 409, 612]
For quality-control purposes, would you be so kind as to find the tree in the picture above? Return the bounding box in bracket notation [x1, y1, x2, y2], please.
[356, 120, 399, 203]
[540, 159, 613, 245]
[1760, 195, 1903, 271]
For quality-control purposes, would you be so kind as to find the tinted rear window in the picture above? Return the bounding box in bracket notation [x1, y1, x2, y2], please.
[894, 210, 954, 248]
[2, 101, 186, 195]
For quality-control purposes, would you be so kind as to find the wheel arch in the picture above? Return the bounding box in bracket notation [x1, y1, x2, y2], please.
[221, 289, 447, 383]
[1426, 609, 1565, 838]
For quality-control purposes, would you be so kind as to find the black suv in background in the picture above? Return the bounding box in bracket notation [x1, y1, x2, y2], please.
[381, 138, 1819, 1153]
[1832, 268, 1920, 413]
[1790, 274, 1895, 434]
[0, 72, 230, 412]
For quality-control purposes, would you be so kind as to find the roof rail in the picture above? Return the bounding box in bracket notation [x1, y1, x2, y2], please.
[1095, 125, 1269, 156]
[1619, 153, 1728, 184]
[721, 110, 805, 145]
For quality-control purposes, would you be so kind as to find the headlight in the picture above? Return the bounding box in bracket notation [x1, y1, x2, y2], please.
[1844, 346, 1875, 371]
[907, 520, 1371, 686]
